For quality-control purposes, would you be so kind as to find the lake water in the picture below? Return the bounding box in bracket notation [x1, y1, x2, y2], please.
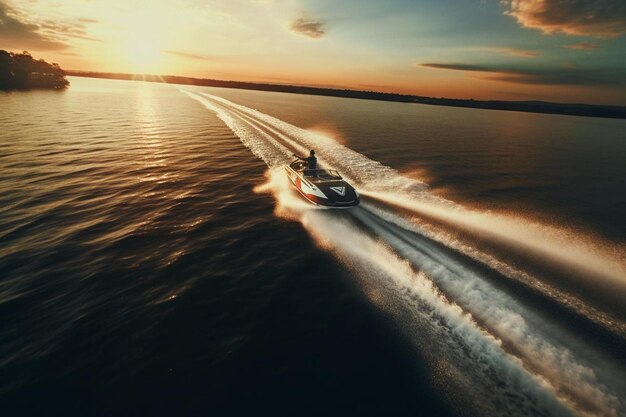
[1, 76, 625, 417]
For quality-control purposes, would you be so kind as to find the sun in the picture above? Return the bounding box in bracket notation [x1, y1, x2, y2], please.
[125, 37, 162, 73]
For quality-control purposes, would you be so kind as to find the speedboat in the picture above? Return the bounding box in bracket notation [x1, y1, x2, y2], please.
[285, 159, 360, 208]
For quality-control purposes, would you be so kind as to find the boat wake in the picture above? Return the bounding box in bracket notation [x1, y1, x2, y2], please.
[183, 89, 626, 417]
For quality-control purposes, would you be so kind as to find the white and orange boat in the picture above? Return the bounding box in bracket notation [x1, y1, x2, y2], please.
[284, 159, 360, 208]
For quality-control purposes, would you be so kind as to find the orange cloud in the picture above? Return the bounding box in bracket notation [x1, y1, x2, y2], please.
[504, 0, 626, 38]
[164, 50, 213, 61]
[562, 42, 600, 50]
[478, 46, 540, 58]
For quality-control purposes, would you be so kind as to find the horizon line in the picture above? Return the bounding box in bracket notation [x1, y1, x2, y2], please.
[65, 69, 626, 109]
[64, 70, 626, 119]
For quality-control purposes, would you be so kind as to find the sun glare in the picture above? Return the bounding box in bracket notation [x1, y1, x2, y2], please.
[125, 37, 162, 73]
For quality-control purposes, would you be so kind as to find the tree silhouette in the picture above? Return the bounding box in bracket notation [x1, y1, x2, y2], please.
[0, 50, 69, 90]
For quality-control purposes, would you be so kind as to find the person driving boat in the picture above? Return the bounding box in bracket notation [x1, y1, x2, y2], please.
[293, 150, 317, 171]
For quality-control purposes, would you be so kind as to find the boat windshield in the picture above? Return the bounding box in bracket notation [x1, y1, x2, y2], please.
[303, 169, 342, 179]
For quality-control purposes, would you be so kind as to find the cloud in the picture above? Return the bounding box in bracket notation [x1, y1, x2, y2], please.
[503, 0, 626, 38]
[39, 20, 102, 42]
[0, 1, 101, 50]
[290, 16, 325, 39]
[0, 1, 68, 50]
[485, 71, 608, 86]
[164, 50, 212, 60]
[420, 62, 619, 86]
[478, 46, 540, 58]
[422, 63, 495, 72]
[562, 42, 600, 50]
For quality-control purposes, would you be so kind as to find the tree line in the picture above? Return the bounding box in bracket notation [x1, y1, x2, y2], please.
[0, 50, 69, 90]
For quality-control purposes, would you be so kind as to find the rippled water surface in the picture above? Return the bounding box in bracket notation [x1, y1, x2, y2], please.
[1, 77, 625, 417]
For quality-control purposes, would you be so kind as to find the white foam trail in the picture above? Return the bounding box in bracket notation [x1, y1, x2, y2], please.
[352, 206, 623, 416]
[256, 168, 586, 417]
[192, 90, 626, 324]
[200, 91, 626, 290]
[364, 202, 626, 334]
[363, 190, 626, 288]
[199, 93, 432, 193]
[184, 90, 626, 417]
[181, 90, 291, 166]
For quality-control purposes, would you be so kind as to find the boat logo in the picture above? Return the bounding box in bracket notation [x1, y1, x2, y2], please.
[330, 186, 346, 196]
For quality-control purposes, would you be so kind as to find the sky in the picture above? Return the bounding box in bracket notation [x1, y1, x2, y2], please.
[1, 0, 625, 105]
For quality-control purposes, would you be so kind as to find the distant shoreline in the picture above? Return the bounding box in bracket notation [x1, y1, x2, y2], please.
[67, 71, 626, 120]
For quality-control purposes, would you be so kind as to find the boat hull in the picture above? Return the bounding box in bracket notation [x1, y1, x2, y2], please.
[285, 166, 360, 208]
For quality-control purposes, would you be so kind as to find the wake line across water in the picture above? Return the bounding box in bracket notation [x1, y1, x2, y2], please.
[197, 91, 626, 290]
[363, 191, 626, 306]
[351, 206, 624, 415]
[183, 89, 626, 417]
[194, 90, 626, 329]
[257, 169, 615, 417]
[188, 90, 626, 335]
